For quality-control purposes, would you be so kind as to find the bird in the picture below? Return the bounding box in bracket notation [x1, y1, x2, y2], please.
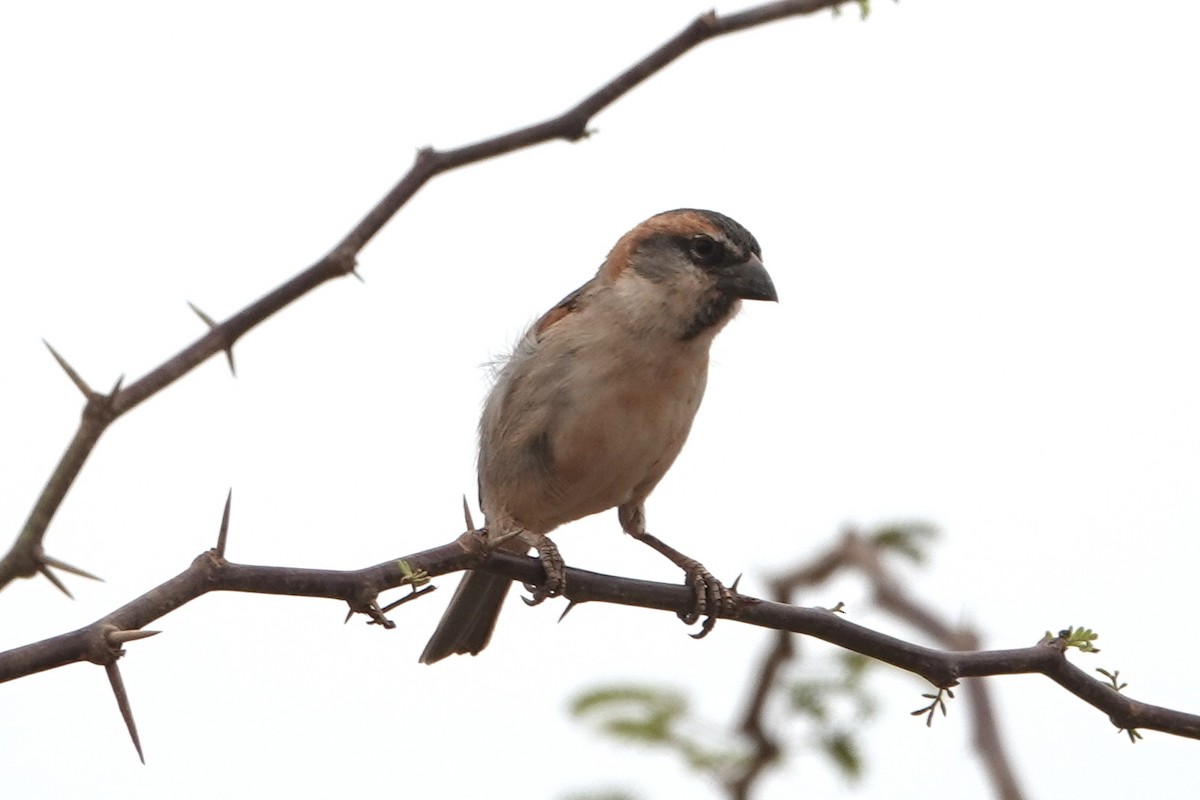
[419, 208, 777, 664]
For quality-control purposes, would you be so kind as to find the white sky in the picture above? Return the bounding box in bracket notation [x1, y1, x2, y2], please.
[2, 1, 1198, 798]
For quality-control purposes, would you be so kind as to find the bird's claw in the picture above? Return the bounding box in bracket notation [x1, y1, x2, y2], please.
[679, 563, 736, 639]
[521, 536, 565, 606]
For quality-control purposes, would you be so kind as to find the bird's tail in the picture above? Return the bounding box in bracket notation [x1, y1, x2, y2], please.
[419, 569, 511, 664]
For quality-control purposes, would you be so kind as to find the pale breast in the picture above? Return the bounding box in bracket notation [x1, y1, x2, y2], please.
[480, 327, 710, 534]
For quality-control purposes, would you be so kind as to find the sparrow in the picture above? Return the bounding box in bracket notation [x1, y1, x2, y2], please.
[420, 208, 776, 664]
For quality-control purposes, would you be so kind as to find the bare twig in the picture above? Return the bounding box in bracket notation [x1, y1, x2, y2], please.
[3, 526, 1199, 760]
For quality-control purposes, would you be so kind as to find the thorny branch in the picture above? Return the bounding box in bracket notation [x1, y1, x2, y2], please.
[2, 510, 1199, 762]
[0, 0, 857, 594]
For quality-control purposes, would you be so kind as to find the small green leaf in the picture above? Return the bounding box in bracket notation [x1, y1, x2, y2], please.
[871, 521, 937, 563]
[1096, 668, 1128, 692]
[790, 683, 830, 721]
[396, 559, 429, 587]
[1043, 625, 1101, 653]
[822, 732, 863, 780]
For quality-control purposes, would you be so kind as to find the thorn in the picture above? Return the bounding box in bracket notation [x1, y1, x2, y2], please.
[41, 554, 103, 582]
[462, 495, 476, 532]
[215, 490, 232, 558]
[42, 339, 92, 397]
[106, 629, 161, 645]
[105, 374, 125, 412]
[104, 662, 145, 764]
[557, 600, 579, 623]
[187, 302, 237, 376]
[186, 301, 218, 328]
[344, 608, 354, 624]
[349, 267, 365, 284]
[38, 564, 75, 599]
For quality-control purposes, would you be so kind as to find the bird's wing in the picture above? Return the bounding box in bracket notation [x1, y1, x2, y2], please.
[533, 277, 597, 339]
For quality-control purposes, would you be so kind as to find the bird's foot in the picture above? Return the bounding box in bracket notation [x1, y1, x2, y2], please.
[624, 526, 736, 638]
[522, 536, 565, 606]
[679, 559, 736, 639]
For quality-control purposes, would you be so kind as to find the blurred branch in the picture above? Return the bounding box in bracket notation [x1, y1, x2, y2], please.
[0, 0, 854, 594]
[728, 525, 1028, 800]
[3, 513, 1199, 762]
[792, 526, 1024, 800]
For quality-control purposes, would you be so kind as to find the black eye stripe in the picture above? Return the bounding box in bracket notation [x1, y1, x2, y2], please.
[688, 235, 723, 264]
[684, 233, 740, 269]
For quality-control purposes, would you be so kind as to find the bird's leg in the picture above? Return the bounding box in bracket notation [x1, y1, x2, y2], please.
[519, 531, 565, 606]
[634, 530, 734, 637]
[618, 503, 735, 638]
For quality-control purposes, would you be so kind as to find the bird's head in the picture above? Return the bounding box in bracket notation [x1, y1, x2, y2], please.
[599, 209, 777, 341]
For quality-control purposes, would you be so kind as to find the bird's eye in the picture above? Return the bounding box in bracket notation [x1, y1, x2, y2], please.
[688, 235, 723, 265]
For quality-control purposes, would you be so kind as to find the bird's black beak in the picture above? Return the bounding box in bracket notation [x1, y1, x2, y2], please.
[719, 254, 778, 302]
